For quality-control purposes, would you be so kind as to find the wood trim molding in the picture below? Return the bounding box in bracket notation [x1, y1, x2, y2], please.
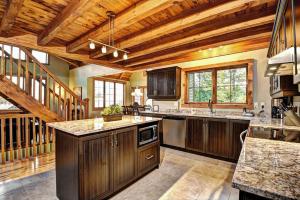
[182, 59, 254, 109]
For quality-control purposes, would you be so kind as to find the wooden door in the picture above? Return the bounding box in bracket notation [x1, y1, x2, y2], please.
[229, 120, 249, 161]
[147, 71, 156, 97]
[156, 71, 166, 96]
[165, 68, 176, 97]
[206, 118, 230, 158]
[82, 134, 113, 200]
[113, 127, 137, 191]
[186, 117, 205, 153]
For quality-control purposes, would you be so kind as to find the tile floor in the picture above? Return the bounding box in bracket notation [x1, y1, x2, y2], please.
[0, 147, 239, 200]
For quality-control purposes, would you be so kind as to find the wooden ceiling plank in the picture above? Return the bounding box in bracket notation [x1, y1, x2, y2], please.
[113, 14, 275, 63]
[125, 31, 271, 68]
[130, 40, 270, 71]
[67, 0, 185, 53]
[114, 0, 273, 50]
[0, 0, 25, 36]
[38, 0, 92, 45]
[0, 34, 128, 71]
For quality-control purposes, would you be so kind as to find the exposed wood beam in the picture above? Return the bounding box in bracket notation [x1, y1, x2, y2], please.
[67, 0, 185, 53]
[125, 31, 271, 68]
[38, 0, 92, 45]
[113, 0, 272, 50]
[0, 0, 24, 36]
[113, 14, 275, 63]
[55, 55, 81, 68]
[130, 39, 269, 71]
[0, 35, 128, 71]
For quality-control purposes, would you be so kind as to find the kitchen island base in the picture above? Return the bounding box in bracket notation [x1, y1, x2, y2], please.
[55, 125, 160, 200]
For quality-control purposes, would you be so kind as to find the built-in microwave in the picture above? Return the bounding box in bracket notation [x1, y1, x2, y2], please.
[138, 124, 158, 146]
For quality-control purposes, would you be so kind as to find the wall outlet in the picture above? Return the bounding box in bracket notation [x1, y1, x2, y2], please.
[254, 102, 259, 110]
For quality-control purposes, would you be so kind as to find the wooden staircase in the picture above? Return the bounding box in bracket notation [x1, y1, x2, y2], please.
[0, 45, 89, 122]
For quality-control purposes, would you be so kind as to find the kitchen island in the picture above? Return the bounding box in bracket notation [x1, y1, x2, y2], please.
[48, 116, 161, 200]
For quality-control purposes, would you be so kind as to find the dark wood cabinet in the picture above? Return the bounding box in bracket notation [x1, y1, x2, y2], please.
[147, 67, 181, 100]
[113, 127, 137, 191]
[186, 117, 205, 153]
[138, 141, 159, 176]
[82, 134, 113, 200]
[229, 120, 250, 161]
[206, 118, 230, 158]
[270, 75, 299, 98]
[56, 125, 159, 200]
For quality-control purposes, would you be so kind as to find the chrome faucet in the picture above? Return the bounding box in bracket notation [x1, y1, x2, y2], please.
[208, 99, 215, 114]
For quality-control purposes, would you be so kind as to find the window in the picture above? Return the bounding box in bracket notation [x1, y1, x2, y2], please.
[188, 71, 212, 102]
[93, 79, 124, 109]
[0, 44, 26, 60]
[32, 50, 49, 64]
[184, 60, 253, 109]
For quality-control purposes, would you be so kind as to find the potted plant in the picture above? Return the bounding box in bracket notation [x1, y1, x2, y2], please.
[101, 105, 123, 122]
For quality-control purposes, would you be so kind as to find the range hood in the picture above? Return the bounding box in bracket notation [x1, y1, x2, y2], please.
[265, 47, 300, 77]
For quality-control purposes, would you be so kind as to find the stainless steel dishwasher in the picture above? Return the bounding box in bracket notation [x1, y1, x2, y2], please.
[162, 116, 186, 148]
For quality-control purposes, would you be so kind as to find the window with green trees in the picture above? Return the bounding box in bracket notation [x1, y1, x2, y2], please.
[187, 66, 248, 104]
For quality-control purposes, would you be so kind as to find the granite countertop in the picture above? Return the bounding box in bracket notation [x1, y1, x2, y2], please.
[232, 137, 300, 200]
[47, 116, 161, 136]
[141, 111, 300, 131]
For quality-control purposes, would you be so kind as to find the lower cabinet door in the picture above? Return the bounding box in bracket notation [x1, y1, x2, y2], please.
[206, 119, 230, 158]
[186, 117, 205, 153]
[113, 127, 137, 191]
[82, 135, 113, 200]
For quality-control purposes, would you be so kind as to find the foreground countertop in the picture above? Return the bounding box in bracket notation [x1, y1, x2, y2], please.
[47, 116, 161, 136]
[141, 111, 300, 131]
[232, 137, 300, 200]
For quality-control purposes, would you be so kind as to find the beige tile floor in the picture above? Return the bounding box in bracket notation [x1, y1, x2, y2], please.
[0, 147, 239, 200]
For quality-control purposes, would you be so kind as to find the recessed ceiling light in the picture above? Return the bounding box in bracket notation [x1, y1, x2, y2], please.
[269, 66, 277, 71]
[267, 72, 273, 76]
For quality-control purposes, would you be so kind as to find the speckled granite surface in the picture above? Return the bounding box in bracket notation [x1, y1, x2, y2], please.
[47, 116, 161, 136]
[250, 118, 300, 131]
[232, 137, 300, 200]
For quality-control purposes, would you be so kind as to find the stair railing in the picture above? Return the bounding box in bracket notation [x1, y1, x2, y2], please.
[0, 44, 89, 121]
[0, 113, 55, 164]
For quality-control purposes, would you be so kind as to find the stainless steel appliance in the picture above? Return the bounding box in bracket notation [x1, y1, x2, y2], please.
[163, 116, 186, 148]
[138, 123, 158, 146]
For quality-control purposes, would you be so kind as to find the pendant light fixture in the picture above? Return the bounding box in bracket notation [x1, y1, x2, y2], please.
[88, 11, 129, 60]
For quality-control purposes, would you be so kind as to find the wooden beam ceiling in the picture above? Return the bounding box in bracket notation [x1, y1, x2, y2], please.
[113, 14, 275, 63]
[38, 0, 92, 45]
[67, 0, 185, 53]
[130, 38, 270, 71]
[125, 29, 272, 68]
[0, 0, 24, 36]
[0, 34, 128, 71]
[111, 0, 272, 51]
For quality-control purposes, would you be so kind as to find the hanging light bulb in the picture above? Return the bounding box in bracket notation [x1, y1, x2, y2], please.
[113, 50, 118, 58]
[101, 46, 107, 53]
[123, 53, 128, 60]
[89, 42, 95, 49]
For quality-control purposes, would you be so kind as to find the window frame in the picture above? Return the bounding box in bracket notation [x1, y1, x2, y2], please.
[92, 78, 125, 111]
[31, 49, 49, 65]
[183, 60, 253, 109]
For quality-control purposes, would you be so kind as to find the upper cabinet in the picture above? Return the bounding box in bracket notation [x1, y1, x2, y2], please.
[147, 67, 181, 100]
[266, 0, 300, 82]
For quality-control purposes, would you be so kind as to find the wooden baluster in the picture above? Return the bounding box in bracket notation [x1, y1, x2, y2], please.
[63, 90, 67, 120]
[9, 118, 13, 161]
[32, 117, 36, 156]
[84, 98, 89, 119]
[39, 69, 43, 104]
[39, 118, 43, 153]
[69, 95, 72, 120]
[32, 63, 36, 99]
[9, 46, 13, 80]
[16, 117, 21, 160]
[46, 73, 50, 108]
[58, 86, 61, 117]
[53, 80, 56, 112]
[0, 44, 4, 75]
[1, 118, 5, 164]
[79, 101, 82, 120]
[45, 125, 49, 153]
[74, 98, 77, 120]
[17, 49, 21, 88]
[25, 55, 30, 94]
[52, 128, 55, 152]
[25, 117, 29, 158]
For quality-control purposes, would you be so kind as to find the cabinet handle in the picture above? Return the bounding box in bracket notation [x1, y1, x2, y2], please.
[145, 154, 154, 160]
